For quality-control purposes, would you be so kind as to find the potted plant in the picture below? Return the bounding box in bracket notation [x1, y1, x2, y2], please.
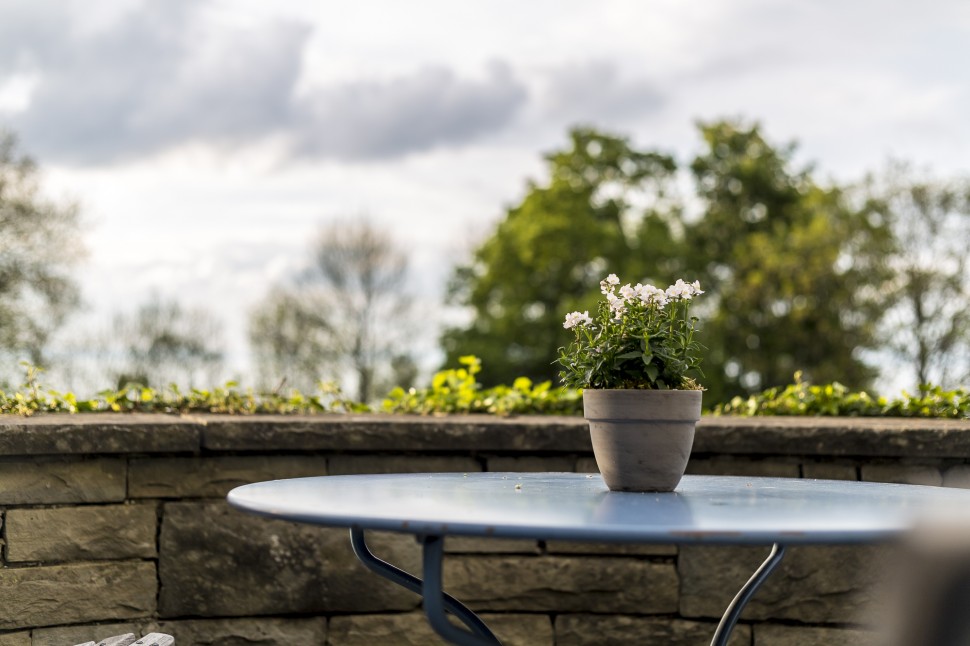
[557, 274, 705, 492]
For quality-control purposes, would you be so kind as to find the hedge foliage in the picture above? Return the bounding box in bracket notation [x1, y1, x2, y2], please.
[1, 360, 967, 419]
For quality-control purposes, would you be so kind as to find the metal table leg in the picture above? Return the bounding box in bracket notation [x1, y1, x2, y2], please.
[349, 529, 501, 646]
[710, 543, 787, 646]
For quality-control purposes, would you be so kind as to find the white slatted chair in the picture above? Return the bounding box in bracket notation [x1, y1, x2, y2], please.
[73, 633, 174, 646]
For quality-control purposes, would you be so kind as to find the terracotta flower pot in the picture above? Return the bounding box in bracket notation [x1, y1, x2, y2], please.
[583, 389, 702, 492]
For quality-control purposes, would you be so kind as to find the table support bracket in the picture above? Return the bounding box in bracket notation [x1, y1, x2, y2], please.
[710, 542, 787, 646]
[349, 529, 501, 646]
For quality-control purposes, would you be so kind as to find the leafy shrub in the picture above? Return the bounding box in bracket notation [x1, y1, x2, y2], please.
[0, 363, 366, 416]
[2, 361, 967, 419]
[713, 372, 969, 419]
[381, 355, 582, 415]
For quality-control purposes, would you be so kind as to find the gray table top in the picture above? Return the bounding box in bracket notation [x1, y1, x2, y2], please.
[227, 473, 970, 545]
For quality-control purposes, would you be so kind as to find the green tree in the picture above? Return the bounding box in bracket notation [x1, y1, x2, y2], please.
[685, 120, 891, 403]
[249, 219, 417, 402]
[441, 127, 682, 386]
[0, 132, 83, 376]
[861, 162, 970, 389]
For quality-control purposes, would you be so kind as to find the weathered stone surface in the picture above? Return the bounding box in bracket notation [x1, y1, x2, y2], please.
[0, 458, 125, 505]
[0, 561, 156, 630]
[754, 623, 881, 646]
[129, 456, 328, 498]
[2, 414, 969, 459]
[942, 464, 970, 488]
[6, 503, 157, 562]
[679, 545, 890, 623]
[694, 416, 970, 458]
[0, 413, 201, 455]
[685, 456, 800, 478]
[443, 556, 678, 613]
[486, 456, 577, 472]
[158, 617, 326, 645]
[329, 612, 552, 646]
[556, 614, 749, 646]
[328, 455, 480, 475]
[801, 460, 858, 481]
[201, 414, 593, 452]
[445, 536, 540, 554]
[544, 540, 676, 557]
[0, 632, 30, 646]
[860, 462, 943, 486]
[159, 501, 421, 617]
[30, 622, 146, 646]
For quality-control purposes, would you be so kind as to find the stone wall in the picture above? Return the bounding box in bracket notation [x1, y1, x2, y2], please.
[1, 413, 968, 646]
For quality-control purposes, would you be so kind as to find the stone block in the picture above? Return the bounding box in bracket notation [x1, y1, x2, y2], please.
[201, 414, 593, 453]
[685, 456, 800, 478]
[942, 464, 970, 489]
[6, 504, 157, 562]
[0, 458, 125, 505]
[329, 612, 552, 646]
[486, 456, 576, 472]
[694, 416, 970, 458]
[129, 456, 328, 498]
[0, 633, 30, 646]
[30, 622, 146, 646]
[327, 455, 481, 475]
[679, 544, 890, 623]
[445, 536, 540, 554]
[555, 614, 750, 646]
[158, 617, 327, 645]
[544, 540, 676, 557]
[0, 561, 156, 630]
[0, 413, 200, 455]
[159, 501, 421, 617]
[801, 460, 858, 481]
[443, 556, 678, 613]
[860, 463, 942, 486]
[754, 623, 881, 646]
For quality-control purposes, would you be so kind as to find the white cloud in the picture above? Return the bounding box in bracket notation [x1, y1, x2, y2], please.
[291, 63, 528, 160]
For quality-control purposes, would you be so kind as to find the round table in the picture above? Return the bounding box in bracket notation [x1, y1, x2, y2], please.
[228, 473, 970, 645]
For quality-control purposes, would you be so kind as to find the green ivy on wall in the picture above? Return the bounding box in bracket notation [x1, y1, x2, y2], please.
[1, 360, 966, 419]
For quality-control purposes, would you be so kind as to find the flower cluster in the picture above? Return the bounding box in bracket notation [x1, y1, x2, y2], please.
[558, 275, 706, 390]
[563, 310, 593, 330]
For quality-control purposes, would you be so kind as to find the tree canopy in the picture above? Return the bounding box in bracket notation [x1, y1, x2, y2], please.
[860, 162, 970, 389]
[443, 122, 902, 403]
[0, 132, 83, 379]
[250, 219, 417, 401]
[684, 120, 892, 402]
[104, 294, 225, 388]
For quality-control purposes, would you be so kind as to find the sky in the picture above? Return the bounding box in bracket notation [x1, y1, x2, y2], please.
[1, 0, 969, 390]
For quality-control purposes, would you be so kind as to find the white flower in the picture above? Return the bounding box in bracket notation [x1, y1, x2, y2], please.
[563, 310, 593, 329]
[637, 283, 668, 307]
[606, 291, 626, 318]
[666, 279, 693, 300]
[665, 278, 705, 301]
[619, 284, 637, 300]
[599, 273, 620, 295]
